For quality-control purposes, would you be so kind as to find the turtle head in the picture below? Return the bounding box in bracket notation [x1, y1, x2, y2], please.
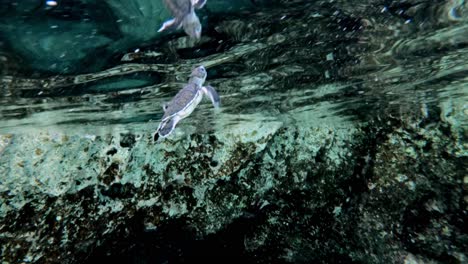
[189, 65, 207, 86]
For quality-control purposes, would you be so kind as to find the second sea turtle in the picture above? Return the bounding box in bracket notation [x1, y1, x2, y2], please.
[158, 0, 207, 40]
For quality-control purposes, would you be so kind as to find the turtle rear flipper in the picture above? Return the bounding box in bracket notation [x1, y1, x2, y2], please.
[157, 116, 181, 139]
[202, 85, 220, 108]
[182, 12, 202, 40]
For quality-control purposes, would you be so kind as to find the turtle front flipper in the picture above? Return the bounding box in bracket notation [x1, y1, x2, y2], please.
[157, 18, 181, 32]
[192, 0, 207, 9]
[201, 85, 220, 108]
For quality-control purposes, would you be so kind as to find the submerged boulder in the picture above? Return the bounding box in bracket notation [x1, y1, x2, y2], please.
[0, 108, 358, 263]
[0, 96, 466, 263]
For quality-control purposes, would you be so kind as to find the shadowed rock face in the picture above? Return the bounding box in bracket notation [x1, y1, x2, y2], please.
[0, 0, 467, 263]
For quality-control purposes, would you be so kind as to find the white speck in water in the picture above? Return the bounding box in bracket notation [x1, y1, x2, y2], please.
[144, 222, 158, 232]
[46, 1, 58, 7]
[326, 52, 334, 61]
[50, 25, 59, 29]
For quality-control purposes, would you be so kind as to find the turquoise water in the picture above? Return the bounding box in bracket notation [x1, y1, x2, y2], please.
[1, 1, 466, 136]
[0, 1, 466, 263]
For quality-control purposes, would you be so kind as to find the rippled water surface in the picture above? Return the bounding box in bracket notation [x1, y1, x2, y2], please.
[0, 0, 467, 136]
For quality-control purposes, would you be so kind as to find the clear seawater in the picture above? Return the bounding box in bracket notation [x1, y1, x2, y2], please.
[0, 0, 466, 263]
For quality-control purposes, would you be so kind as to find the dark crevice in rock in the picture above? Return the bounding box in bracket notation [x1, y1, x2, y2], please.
[100, 162, 120, 185]
[86, 215, 270, 263]
[120, 133, 136, 148]
[106, 148, 118, 156]
[100, 183, 137, 199]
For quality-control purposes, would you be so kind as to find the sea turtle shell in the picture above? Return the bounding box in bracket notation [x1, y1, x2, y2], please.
[161, 82, 202, 122]
[162, 0, 192, 25]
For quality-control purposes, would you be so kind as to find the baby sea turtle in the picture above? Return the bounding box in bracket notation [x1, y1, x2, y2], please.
[153, 65, 220, 141]
[158, 0, 207, 40]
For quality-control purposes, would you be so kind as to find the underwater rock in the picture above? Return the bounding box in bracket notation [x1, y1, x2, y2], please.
[231, 101, 466, 263]
[0, 111, 354, 263]
[1, 100, 465, 263]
